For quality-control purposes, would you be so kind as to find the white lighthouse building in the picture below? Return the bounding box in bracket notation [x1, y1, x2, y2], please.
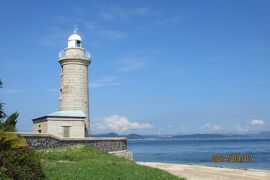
[32, 28, 91, 138]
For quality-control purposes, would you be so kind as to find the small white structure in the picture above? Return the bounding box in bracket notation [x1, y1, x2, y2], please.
[32, 111, 85, 138]
[33, 27, 91, 138]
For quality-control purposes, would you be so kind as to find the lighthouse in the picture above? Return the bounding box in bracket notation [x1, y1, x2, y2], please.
[59, 28, 91, 136]
[32, 28, 91, 138]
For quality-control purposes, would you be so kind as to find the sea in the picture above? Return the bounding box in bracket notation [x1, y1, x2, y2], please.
[128, 139, 270, 170]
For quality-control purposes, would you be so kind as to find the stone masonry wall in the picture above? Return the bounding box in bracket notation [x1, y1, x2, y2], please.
[59, 48, 91, 134]
[20, 133, 127, 152]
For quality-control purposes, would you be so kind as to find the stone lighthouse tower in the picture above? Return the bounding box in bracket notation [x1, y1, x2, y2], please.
[32, 28, 91, 138]
[58, 28, 91, 135]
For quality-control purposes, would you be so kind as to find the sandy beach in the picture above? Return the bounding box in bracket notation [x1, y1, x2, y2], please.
[137, 162, 270, 180]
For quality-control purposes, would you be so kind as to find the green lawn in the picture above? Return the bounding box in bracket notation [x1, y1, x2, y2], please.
[36, 145, 183, 180]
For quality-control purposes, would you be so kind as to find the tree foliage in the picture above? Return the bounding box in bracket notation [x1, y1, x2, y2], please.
[0, 80, 26, 150]
[0, 132, 27, 150]
[0, 112, 19, 132]
[0, 112, 26, 150]
[0, 79, 44, 179]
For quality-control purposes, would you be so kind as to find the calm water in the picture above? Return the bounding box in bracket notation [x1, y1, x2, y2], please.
[128, 139, 270, 170]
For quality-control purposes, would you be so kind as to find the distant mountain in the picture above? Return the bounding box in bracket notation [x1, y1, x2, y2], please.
[126, 134, 145, 139]
[172, 134, 231, 139]
[94, 131, 270, 139]
[173, 133, 248, 139]
[254, 131, 270, 139]
[94, 132, 119, 137]
[94, 132, 144, 139]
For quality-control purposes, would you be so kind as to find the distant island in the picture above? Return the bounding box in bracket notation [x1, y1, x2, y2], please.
[94, 131, 270, 139]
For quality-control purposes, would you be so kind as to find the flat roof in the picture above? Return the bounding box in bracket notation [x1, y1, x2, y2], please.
[47, 111, 85, 117]
[32, 110, 86, 122]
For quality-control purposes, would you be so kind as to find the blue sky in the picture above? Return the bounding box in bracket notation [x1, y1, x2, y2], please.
[0, 0, 269, 135]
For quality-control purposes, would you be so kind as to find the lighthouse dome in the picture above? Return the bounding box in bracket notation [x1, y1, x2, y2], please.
[68, 33, 82, 41]
[67, 31, 83, 48]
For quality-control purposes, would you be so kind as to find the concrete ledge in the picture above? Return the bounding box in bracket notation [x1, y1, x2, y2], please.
[19, 133, 127, 152]
[109, 150, 133, 160]
[19, 133, 127, 141]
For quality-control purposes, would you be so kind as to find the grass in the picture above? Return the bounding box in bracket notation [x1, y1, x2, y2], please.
[36, 145, 184, 180]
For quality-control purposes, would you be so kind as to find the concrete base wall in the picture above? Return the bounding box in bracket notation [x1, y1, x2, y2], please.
[20, 133, 127, 152]
[108, 150, 133, 160]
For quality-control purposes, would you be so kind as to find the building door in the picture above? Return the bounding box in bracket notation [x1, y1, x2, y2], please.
[63, 126, 70, 137]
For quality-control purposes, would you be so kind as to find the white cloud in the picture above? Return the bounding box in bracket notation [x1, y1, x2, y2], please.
[95, 115, 152, 131]
[201, 124, 224, 131]
[234, 120, 265, 133]
[118, 56, 151, 72]
[249, 120, 265, 126]
[234, 125, 249, 133]
[90, 76, 119, 89]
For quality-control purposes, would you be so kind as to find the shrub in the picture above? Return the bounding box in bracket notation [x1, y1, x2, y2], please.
[0, 167, 8, 179]
[0, 132, 27, 150]
[0, 147, 44, 180]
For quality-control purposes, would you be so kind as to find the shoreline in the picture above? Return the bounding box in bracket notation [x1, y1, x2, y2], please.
[137, 161, 270, 180]
[185, 163, 270, 172]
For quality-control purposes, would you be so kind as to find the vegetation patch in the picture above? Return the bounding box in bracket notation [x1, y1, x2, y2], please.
[37, 145, 183, 180]
[0, 147, 44, 179]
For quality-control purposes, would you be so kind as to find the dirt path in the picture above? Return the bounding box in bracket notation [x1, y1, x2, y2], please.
[137, 162, 270, 180]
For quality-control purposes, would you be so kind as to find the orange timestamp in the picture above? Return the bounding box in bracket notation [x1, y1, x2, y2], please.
[211, 154, 253, 163]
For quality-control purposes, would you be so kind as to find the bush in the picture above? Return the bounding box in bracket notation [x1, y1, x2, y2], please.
[0, 147, 44, 180]
[0, 167, 8, 179]
[0, 132, 27, 150]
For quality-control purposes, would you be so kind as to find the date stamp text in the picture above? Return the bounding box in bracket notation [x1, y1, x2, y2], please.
[211, 154, 253, 163]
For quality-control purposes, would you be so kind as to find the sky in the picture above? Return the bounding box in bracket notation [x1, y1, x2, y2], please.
[0, 0, 269, 135]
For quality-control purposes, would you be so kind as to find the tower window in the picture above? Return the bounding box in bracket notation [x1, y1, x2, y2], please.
[76, 40, 81, 47]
